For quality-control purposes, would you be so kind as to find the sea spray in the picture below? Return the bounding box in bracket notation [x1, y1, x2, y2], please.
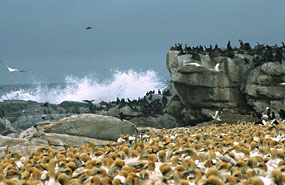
[0, 70, 167, 104]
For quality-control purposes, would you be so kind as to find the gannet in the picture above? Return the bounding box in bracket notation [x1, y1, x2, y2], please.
[0, 59, 27, 72]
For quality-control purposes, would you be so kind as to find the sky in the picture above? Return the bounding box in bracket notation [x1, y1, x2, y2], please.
[0, 0, 284, 85]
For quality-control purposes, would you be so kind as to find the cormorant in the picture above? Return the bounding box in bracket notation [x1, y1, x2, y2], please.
[278, 109, 285, 119]
[119, 112, 125, 121]
[170, 43, 182, 51]
[255, 111, 262, 119]
[116, 97, 120, 104]
[86, 26, 93, 30]
[227, 41, 232, 50]
[238, 39, 244, 48]
[205, 44, 213, 52]
[83, 100, 95, 104]
[281, 42, 285, 50]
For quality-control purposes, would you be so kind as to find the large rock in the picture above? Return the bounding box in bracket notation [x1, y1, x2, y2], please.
[0, 131, 111, 158]
[166, 44, 285, 123]
[129, 114, 177, 129]
[0, 135, 26, 146]
[261, 62, 284, 76]
[0, 100, 89, 130]
[45, 114, 137, 141]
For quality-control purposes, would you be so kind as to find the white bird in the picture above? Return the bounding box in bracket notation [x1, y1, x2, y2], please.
[214, 63, 221, 71]
[0, 59, 27, 72]
[212, 110, 222, 121]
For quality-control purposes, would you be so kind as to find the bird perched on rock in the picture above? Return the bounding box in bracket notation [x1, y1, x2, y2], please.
[119, 111, 125, 121]
[227, 41, 232, 50]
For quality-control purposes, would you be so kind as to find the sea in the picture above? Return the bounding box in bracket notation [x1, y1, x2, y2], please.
[0, 70, 167, 104]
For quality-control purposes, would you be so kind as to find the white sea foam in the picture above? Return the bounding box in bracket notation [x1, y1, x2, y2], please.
[0, 70, 167, 104]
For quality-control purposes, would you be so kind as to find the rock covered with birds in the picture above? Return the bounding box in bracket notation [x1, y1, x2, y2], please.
[0, 88, 177, 137]
[167, 41, 285, 124]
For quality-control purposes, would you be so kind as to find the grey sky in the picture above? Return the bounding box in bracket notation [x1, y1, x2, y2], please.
[0, 0, 284, 84]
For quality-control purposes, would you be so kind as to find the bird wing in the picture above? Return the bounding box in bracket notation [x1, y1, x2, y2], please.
[0, 59, 9, 69]
[0, 60, 27, 72]
[7, 67, 27, 72]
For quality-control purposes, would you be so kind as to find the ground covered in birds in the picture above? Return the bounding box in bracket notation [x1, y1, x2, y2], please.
[0, 120, 285, 185]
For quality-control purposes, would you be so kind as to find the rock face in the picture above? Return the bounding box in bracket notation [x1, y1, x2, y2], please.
[0, 100, 88, 130]
[0, 91, 174, 133]
[45, 114, 138, 141]
[1, 42, 284, 132]
[0, 118, 18, 135]
[166, 43, 285, 123]
[129, 114, 177, 129]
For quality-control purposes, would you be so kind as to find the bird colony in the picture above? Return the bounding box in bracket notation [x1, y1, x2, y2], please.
[0, 120, 284, 185]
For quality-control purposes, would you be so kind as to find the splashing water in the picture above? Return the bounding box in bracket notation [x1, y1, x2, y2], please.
[0, 70, 167, 104]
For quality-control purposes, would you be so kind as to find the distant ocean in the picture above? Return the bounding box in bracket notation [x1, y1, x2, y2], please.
[0, 70, 167, 104]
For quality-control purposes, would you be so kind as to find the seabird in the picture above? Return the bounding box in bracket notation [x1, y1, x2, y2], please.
[270, 119, 279, 125]
[119, 112, 125, 121]
[254, 119, 266, 125]
[281, 42, 285, 49]
[41, 114, 48, 120]
[239, 39, 244, 47]
[83, 100, 95, 104]
[227, 41, 232, 50]
[0, 59, 27, 72]
[214, 63, 221, 71]
[265, 107, 273, 120]
[85, 26, 93, 30]
[212, 111, 221, 121]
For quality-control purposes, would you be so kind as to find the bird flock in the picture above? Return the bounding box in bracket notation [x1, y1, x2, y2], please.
[0, 120, 285, 185]
[170, 41, 285, 66]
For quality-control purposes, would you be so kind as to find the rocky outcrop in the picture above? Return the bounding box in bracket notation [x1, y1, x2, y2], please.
[0, 132, 111, 156]
[166, 43, 285, 124]
[1, 42, 284, 132]
[45, 114, 138, 141]
[129, 114, 177, 129]
[0, 89, 175, 134]
[0, 100, 88, 130]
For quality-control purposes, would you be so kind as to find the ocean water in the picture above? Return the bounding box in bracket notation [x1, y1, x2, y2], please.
[0, 70, 167, 104]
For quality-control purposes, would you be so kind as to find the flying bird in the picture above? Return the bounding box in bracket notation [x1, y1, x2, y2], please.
[83, 100, 95, 104]
[85, 26, 93, 30]
[0, 60, 27, 72]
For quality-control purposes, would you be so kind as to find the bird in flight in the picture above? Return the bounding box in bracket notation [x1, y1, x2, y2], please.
[85, 26, 93, 30]
[0, 59, 27, 72]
